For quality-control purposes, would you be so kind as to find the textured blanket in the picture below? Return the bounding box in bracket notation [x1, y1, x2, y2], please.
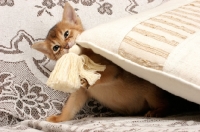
[1, 0, 200, 131]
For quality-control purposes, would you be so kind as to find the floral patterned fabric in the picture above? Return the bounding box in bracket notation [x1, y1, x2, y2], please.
[2, 0, 199, 131]
[1, 112, 200, 131]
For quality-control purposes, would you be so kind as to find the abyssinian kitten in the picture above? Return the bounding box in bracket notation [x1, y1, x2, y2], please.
[32, 3, 198, 123]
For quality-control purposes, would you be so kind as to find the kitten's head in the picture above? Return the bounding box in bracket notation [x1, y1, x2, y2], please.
[32, 3, 84, 60]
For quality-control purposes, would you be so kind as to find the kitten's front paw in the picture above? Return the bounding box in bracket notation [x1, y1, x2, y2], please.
[80, 78, 89, 89]
[46, 115, 63, 123]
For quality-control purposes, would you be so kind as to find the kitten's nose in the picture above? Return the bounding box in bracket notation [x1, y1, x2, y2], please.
[65, 44, 70, 49]
[65, 42, 74, 49]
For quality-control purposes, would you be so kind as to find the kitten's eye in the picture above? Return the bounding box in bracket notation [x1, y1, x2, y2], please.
[64, 31, 69, 38]
[53, 45, 60, 51]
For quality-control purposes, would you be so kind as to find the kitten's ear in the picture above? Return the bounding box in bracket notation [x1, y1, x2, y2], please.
[62, 2, 77, 24]
[32, 41, 50, 55]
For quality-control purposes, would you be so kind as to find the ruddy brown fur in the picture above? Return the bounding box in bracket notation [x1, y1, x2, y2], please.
[32, 3, 198, 123]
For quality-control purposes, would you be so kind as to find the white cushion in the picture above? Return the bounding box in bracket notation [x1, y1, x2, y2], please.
[76, 0, 200, 104]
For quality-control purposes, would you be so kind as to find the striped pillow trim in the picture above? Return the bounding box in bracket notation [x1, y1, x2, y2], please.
[119, 0, 200, 70]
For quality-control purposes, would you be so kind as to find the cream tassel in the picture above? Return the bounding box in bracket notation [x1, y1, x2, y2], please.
[46, 52, 106, 93]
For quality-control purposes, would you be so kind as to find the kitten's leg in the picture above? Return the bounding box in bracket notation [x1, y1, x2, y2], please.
[145, 106, 169, 117]
[47, 87, 89, 123]
[145, 88, 170, 117]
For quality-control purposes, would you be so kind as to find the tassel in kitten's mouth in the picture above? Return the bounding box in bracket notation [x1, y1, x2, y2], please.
[68, 44, 83, 55]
